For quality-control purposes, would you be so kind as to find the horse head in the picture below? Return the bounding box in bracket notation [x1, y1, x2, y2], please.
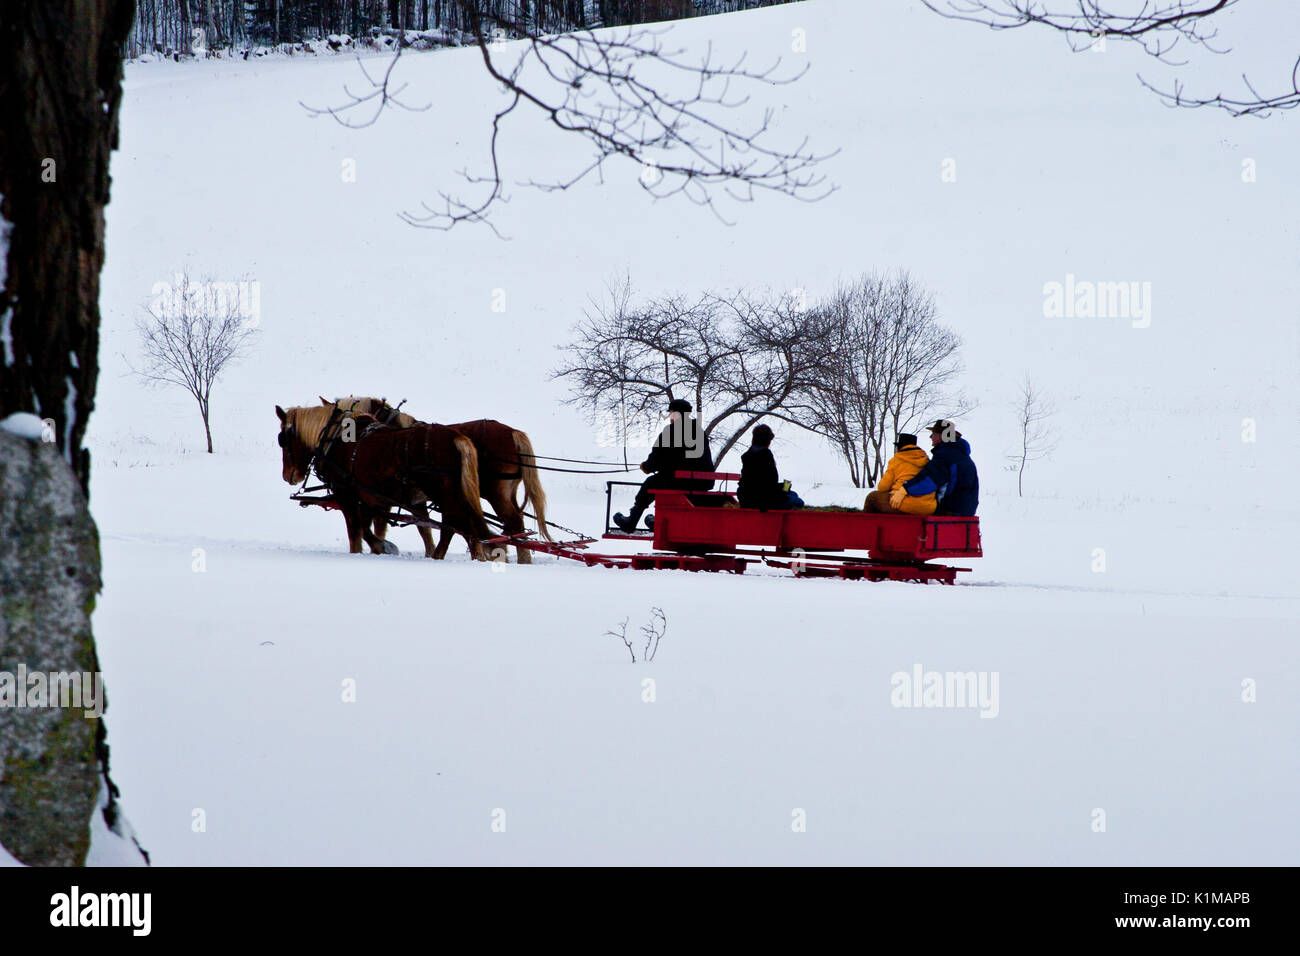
[275, 404, 314, 485]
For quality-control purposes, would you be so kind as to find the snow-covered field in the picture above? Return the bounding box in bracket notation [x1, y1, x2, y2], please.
[87, 0, 1299, 864]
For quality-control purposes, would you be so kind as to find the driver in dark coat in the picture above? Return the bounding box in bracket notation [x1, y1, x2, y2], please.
[613, 398, 714, 532]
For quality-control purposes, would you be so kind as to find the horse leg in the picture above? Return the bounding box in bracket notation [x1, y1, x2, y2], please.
[507, 478, 532, 564]
[364, 512, 392, 548]
[411, 502, 437, 558]
[489, 481, 529, 564]
[361, 508, 388, 554]
[439, 493, 486, 561]
[433, 521, 454, 560]
[451, 507, 487, 561]
[371, 514, 390, 550]
[340, 499, 365, 554]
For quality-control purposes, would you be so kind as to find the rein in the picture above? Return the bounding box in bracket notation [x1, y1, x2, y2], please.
[300, 405, 350, 493]
[501, 457, 637, 475]
[515, 452, 638, 467]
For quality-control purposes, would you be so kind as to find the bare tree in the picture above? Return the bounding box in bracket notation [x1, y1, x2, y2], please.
[922, 1, 1299, 117]
[135, 274, 258, 453]
[306, 1, 835, 233]
[799, 272, 966, 488]
[555, 279, 829, 465]
[1010, 374, 1056, 497]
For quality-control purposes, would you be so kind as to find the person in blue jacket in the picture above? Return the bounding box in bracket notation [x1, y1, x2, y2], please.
[902, 419, 979, 516]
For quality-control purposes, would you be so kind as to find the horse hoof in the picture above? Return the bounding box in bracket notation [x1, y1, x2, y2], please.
[381, 540, 400, 555]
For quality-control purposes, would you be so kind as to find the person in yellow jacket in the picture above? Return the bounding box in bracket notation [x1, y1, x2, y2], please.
[864, 433, 938, 515]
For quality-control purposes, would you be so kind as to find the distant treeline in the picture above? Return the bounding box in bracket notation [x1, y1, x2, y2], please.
[128, 1, 804, 58]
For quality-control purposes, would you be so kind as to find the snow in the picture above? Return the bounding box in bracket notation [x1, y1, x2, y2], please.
[63, 377, 77, 464]
[86, 784, 149, 866]
[62, 374, 78, 465]
[1, 189, 12, 367]
[0, 308, 12, 367]
[85, 0, 1300, 864]
[0, 190, 10, 292]
[0, 412, 46, 440]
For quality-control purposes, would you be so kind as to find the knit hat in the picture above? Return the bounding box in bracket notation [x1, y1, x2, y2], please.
[928, 419, 960, 441]
[752, 424, 774, 445]
[667, 398, 692, 413]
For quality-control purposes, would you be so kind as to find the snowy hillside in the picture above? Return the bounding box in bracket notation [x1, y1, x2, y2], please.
[85, 0, 1300, 864]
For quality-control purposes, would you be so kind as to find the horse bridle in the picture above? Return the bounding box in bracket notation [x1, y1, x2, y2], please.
[279, 408, 342, 489]
[307, 406, 354, 487]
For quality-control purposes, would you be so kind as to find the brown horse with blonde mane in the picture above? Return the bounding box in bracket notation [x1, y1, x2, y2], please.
[322, 397, 553, 564]
[276, 403, 490, 560]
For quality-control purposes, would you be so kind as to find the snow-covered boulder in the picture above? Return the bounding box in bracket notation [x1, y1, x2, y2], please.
[0, 428, 145, 865]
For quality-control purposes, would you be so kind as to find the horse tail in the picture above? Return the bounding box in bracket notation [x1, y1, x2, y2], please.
[512, 430, 553, 542]
[454, 434, 485, 522]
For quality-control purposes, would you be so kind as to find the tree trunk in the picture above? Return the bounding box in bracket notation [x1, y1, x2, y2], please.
[177, 0, 192, 53]
[201, 399, 214, 453]
[0, 0, 145, 866]
[1, 0, 135, 489]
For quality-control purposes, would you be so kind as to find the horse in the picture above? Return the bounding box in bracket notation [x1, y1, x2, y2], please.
[345, 414, 492, 560]
[275, 404, 490, 560]
[321, 397, 553, 564]
[321, 396, 435, 557]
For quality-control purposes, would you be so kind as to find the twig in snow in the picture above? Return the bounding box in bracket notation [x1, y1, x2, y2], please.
[606, 617, 635, 662]
[641, 607, 666, 662]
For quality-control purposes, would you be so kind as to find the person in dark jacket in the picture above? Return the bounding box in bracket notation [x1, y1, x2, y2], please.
[737, 424, 804, 510]
[902, 419, 979, 516]
[613, 398, 715, 531]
